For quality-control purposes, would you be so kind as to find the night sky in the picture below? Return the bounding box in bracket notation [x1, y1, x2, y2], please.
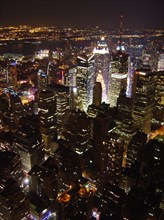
[0, 0, 163, 29]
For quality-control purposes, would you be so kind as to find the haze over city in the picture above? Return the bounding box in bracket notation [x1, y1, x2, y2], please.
[1, 0, 164, 29]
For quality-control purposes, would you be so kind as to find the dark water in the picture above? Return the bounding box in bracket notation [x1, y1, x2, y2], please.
[0, 40, 92, 56]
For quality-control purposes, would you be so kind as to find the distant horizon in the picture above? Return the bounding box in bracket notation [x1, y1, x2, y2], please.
[0, 24, 164, 32]
[1, 0, 163, 30]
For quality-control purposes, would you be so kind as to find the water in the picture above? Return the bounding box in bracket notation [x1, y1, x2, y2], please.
[0, 40, 92, 56]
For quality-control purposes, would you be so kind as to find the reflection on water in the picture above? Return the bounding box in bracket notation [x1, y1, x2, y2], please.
[0, 40, 92, 56]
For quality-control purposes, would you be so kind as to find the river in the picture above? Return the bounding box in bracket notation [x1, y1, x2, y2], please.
[0, 40, 92, 56]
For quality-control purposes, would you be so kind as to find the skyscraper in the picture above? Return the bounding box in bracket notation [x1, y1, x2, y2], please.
[0, 179, 29, 220]
[13, 125, 44, 173]
[38, 90, 57, 154]
[76, 54, 95, 111]
[153, 71, 164, 126]
[108, 51, 128, 107]
[133, 69, 155, 133]
[93, 37, 110, 103]
[101, 133, 124, 185]
[46, 83, 70, 137]
[93, 82, 102, 107]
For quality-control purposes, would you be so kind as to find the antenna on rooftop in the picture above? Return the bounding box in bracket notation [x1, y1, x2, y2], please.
[119, 15, 123, 51]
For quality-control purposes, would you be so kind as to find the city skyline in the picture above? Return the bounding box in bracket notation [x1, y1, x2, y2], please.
[1, 0, 164, 29]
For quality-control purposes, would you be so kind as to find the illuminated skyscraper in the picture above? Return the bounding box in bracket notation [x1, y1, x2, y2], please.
[101, 133, 124, 185]
[117, 89, 134, 119]
[62, 110, 90, 160]
[126, 131, 147, 168]
[133, 70, 155, 134]
[93, 114, 115, 172]
[0, 151, 23, 186]
[13, 125, 44, 173]
[38, 90, 57, 154]
[157, 54, 164, 71]
[93, 37, 110, 103]
[108, 51, 128, 107]
[47, 84, 69, 137]
[37, 70, 48, 91]
[75, 54, 95, 112]
[109, 70, 127, 107]
[153, 71, 164, 126]
[0, 179, 29, 220]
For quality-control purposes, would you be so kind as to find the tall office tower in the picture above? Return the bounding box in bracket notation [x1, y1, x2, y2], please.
[0, 179, 29, 220]
[109, 50, 129, 107]
[133, 70, 155, 133]
[29, 164, 57, 211]
[62, 110, 90, 166]
[101, 133, 124, 185]
[10, 94, 24, 128]
[93, 113, 115, 171]
[114, 117, 138, 168]
[142, 138, 164, 184]
[55, 140, 82, 192]
[0, 151, 23, 187]
[93, 37, 110, 103]
[126, 131, 147, 168]
[0, 132, 13, 151]
[93, 82, 102, 107]
[87, 102, 111, 119]
[37, 69, 48, 91]
[157, 54, 164, 71]
[153, 71, 164, 126]
[142, 51, 159, 71]
[0, 94, 9, 131]
[117, 89, 134, 119]
[116, 15, 125, 52]
[109, 70, 128, 107]
[13, 125, 44, 173]
[38, 90, 57, 154]
[76, 54, 95, 111]
[69, 67, 78, 110]
[46, 84, 69, 137]
[99, 184, 125, 219]
[126, 56, 136, 98]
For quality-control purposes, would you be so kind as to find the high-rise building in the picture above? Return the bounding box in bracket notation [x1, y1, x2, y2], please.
[93, 82, 102, 107]
[126, 131, 147, 168]
[109, 71, 128, 107]
[13, 125, 44, 173]
[93, 113, 115, 171]
[157, 54, 164, 71]
[153, 71, 164, 126]
[0, 151, 23, 187]
[117, 89, 134, 119]
[28, 164, 57, 212]
[46, 83, 69, 137]
[101, 133, 124, 185]
[55, 140, 82, 193]
[62, 110, 90, 153]
[75, 54, 95, 111]
[38, 90, 57, 154]
[0, 178, 29, 220]
[37, 69, 48, 91]
[93, 37, 110, 103]
[133, 69, 155, 133]
[10, 95, 24, 128]
[108, 51, 129, 107]
[68, 66, 78, 110]
[0, 131, 13, 151]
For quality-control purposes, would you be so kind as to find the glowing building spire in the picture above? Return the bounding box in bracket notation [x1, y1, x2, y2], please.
[117, 15, 125, 51]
